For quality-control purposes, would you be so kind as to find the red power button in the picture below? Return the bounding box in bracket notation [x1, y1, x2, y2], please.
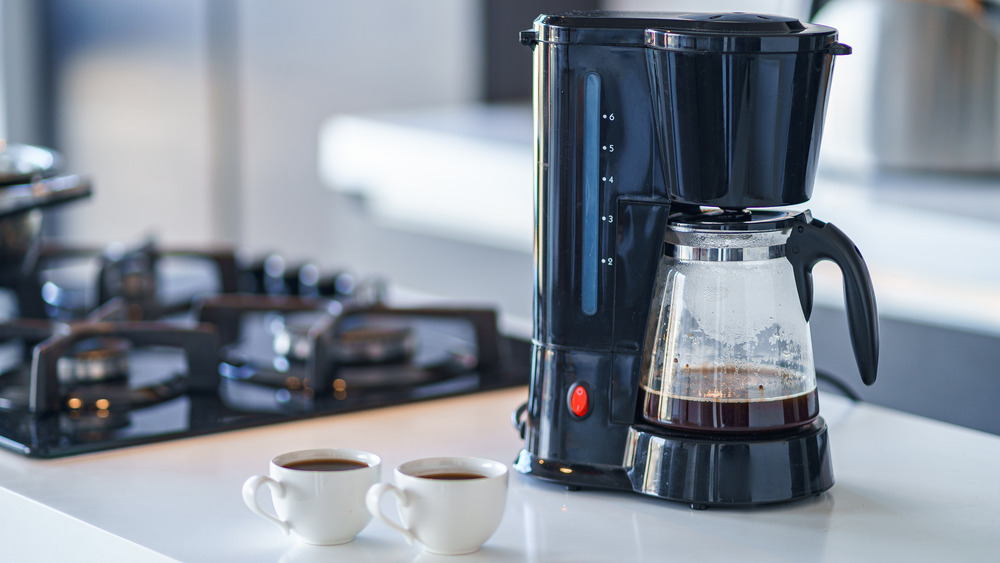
[568, 384, 589, 418]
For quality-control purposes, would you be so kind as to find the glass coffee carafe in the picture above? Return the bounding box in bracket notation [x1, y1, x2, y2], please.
[640, 210, 821, 433]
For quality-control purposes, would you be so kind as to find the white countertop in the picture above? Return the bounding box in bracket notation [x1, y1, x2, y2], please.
[1, 387, 999, 562]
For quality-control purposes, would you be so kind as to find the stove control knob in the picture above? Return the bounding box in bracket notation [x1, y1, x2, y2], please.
[567, 383, 590, 418]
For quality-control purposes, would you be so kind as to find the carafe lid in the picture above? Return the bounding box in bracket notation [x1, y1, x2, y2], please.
[668, 209, 809, 232]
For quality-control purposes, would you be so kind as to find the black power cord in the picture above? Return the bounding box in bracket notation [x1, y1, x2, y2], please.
[816, 368, 863, 402]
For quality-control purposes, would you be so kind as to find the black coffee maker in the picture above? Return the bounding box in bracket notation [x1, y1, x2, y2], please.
[513, 12, 879, 508]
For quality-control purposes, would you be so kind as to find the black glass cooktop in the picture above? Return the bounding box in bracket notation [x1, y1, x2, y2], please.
[0, 301, 529, 458]
[0, 240, 530, 458]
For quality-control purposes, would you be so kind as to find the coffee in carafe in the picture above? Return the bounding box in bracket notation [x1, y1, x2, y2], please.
[642, 366, 820, 433]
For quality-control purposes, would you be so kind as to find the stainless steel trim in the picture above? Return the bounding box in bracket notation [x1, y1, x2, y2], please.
[667, 243, 786, 262]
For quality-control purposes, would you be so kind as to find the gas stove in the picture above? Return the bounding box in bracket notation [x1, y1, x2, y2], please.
[0, 233, 528, 458]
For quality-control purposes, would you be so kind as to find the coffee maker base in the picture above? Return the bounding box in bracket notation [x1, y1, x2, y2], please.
[624, 418, 834, 507]
[515, 418, 833, 508]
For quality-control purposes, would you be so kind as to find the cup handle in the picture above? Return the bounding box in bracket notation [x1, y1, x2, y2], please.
[366, 482, 415, 545]
[242, 474, 289, 535]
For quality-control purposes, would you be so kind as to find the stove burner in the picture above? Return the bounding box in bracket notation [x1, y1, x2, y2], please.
[337, 325, 415, 365]
[199, 295, 506, 399]
[21, 238, 375, 323]
[56, 337, 132, 384]
[271, 314, 319, 363]
[272, 315, 416, 366]
[0, 319, 218, 415]
[29, 240, 243, 320]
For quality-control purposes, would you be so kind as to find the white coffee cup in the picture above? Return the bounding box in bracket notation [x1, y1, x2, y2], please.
[365, 456, 508, 555]
[242, 448, 381, 545]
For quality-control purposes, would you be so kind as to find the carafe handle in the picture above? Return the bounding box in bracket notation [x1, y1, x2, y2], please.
[786, 215, 879, 386]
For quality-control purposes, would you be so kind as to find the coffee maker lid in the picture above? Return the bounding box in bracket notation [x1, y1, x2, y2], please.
[529, 12, 845, 53]
[645, 13, 843, 54]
